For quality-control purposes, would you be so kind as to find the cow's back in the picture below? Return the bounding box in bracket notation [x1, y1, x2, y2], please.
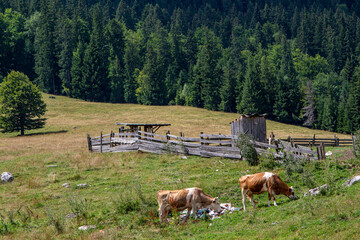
[239, 172, 270, 194]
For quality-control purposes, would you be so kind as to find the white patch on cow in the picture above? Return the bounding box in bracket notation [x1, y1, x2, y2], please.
[263, 172, 274, 180]
[261, 182, 268, 192]
[185, 188, 196, 204]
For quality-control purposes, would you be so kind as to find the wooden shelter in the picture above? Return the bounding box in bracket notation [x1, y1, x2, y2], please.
[116, 123, 171, 133]
[230, 114, 267, 143]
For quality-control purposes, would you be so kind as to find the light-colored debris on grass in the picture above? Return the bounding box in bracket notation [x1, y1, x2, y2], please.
[1, 172, 13, 182]
[343, 176, 360, 187]
[78, 225, 96, 231]
[305, 184, 328, 196]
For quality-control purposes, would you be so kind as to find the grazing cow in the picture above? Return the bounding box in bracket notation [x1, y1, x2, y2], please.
[157, 187, 222, 223]
[239, 172, 295, 210]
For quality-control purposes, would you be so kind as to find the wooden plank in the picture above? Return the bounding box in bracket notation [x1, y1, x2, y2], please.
[179, 137, 201, 142]
[114, 133, 138, 137]
[138, 135, 168, 143]
[200, 145, 239, 151]
[201, 151, 242, 159]
[138, 131, 167, 139]
[200, 134, 235, 139]
[200, 139, 234, 145]
[250, 140, 278, 149]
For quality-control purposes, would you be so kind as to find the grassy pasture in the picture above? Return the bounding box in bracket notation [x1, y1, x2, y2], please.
[0, 94, 359, 239]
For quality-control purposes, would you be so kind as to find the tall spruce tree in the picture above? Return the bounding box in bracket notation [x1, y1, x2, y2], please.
[81, 5, 109, 102]
[34, 0, 60, 94]
[191, 28, 222, 111]
[107, 19, 125, 103]
[273, 34, 300, 123]
[348, 64, 360, 132]
[238, 56, 264, 114]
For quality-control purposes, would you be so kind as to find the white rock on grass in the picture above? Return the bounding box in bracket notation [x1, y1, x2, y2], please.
[77, 183, 91, 188]
[304, 184, 328, 196]
[343, 176, 360, 187]
[62, 183, 70, 188]
[1, 172, 14, 183]
[78, 225, 96, 231]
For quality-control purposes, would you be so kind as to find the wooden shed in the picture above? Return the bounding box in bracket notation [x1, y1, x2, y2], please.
[230, 113, 267, 143]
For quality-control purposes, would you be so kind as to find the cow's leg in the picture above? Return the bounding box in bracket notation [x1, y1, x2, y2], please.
[247, 192, 256, 208]
[272, 190, 278, 206]
[159, 203, 169, 223]
[241, 189, 247, 211]
[267, 192, 272, 207]
[180, 208, 191, 224]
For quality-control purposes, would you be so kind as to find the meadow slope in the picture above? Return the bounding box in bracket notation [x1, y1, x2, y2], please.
[0, 94, 359, 239]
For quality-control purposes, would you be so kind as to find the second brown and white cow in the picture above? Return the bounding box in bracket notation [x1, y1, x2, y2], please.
[157, 187, 222, 223]
[239, 172, 295, 210]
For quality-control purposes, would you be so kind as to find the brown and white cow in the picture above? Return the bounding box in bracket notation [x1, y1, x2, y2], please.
[157, 187, 222, 223]
[239, 172, 295, 211]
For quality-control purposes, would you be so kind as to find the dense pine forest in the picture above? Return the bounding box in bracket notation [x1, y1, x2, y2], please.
[0, 0, 360, 133]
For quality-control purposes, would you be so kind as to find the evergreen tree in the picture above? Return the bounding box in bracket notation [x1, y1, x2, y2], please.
[124, 30, 142, 103]
[34, 0, 60, 94]
[219, 55, 237, 112]
[0, 71, 46, 135]
[238, 56, 264, 114]
[348, 64, 360, 132]
[191, 28, 222, 111]
[70, 39, 85, 99]
[273, 34, 300, 123]
[81, 5, 109, 102]
[137, 44, 166, 105]
[107, 19, 125, 103]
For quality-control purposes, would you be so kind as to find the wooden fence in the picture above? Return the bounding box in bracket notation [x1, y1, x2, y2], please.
[87, 130, 324, 161]
[278, 134, 354, 147]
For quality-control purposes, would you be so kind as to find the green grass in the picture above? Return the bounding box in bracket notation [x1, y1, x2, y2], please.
[0, 94, 359, 239]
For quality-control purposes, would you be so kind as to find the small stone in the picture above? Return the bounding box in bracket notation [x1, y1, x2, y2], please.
[77, 183, 90, 188]
[65, 212, 77, 219]
[325, 151, 333, 156]
[78, 225, 96, 231]
[62, 183, 70, 188]
[1, 172, 13, 182]
[181, 156, 188, 159]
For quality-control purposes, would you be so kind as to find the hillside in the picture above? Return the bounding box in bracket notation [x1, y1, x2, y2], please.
[0, 94, 359, 239]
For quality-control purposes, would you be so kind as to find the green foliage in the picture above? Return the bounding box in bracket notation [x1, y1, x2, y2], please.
[1, 1, 360, 132]
[353, 131, 360, 159]
[236, 132, 259, 166]
[0, 71, 46, 135]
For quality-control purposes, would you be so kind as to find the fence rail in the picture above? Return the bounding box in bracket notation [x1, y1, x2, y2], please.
[279, 134, 353, 147]
[87, 130, 326, 161]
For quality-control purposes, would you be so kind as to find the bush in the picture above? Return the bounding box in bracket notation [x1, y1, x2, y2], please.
[236, 132, 259, 166]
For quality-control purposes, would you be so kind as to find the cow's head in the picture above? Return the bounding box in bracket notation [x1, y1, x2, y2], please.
[287, 186, 296, 199]
[209, 197, 222, 212]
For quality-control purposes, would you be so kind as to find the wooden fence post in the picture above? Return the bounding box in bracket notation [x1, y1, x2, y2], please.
[110, 130, 113, 148]
[312, 134, 316, 147]
[87, 134, 92, 152]
[100, 131, 103, 153]
[321, 142, 325, 160]
[334, 135, 339, 146]
[166, 131, 170, 142]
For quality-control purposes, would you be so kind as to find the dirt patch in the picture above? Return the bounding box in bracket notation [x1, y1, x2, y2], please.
[337, 149, 355, 161]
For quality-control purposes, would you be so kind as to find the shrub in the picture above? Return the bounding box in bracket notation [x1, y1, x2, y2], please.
[236, 132, 259, 166]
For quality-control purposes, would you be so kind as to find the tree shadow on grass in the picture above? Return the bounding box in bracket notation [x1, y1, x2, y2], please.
[16, 130, 68, 137]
